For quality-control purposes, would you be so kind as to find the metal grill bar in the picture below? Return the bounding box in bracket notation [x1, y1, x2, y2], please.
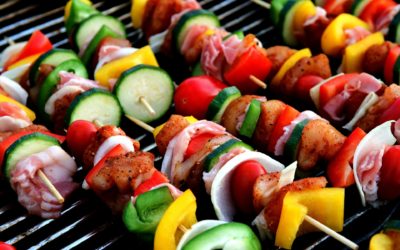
[0, 0, 397, 249]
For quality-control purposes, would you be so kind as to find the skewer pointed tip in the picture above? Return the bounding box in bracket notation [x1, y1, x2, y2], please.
[38, 169, 64, 204]
[249, 74, 267, 89]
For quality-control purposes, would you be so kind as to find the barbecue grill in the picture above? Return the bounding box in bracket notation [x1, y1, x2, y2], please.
[1, 0, 399, 249]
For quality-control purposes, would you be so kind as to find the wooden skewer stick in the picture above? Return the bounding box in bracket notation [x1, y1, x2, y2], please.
[93, 119, 104, 128]
[139, 96, 156, 116]
[125, 115, 155, 133]
[249, 75, 267, 89]
[178, 225, 188, 233]
[250, 0, 271, 9]
[5, 36, 15, 46]
[38, 169, 64, 204]
[304, 215, 358, 250]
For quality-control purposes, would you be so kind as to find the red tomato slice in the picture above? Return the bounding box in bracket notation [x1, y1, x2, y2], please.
[327, 127, 366, 187]
[4, 30, 52, 70]
[0, 102, 30, 122]
[319, 73, 358, 110]
[267, 105, 300, 154]
[0, 131, 65, 167]
[85, 144, 127, 187]
[231, 160, 267, 215]
[174, 76, 227, 119]
[66, 120, 98, 161]
[379, 145, 400, 200]
[223, 46, 272, 94]
[184, 132, 216, 160]
[296, 75, 324, 102]
[134, 170, 169, 197]
[384, 46, 400, 84]
[359, 0, 397, 29]
[378, 98, 400, 125]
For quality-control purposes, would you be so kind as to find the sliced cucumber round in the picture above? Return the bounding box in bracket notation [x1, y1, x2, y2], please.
[388, 11, 400, 44]
[284, 119, 310, 161]
[203, 139, 253, 172]
[3, 133, 60, 179]
[172, 9, 220, 52]
[351, 0, 371, 16]
[74, 14, 126, 51]
[271, 0, 290, 25]
[223, 30, 245, 41]
[279, 0, 301, 46]
[81, 25, 123, 66]
[38, 59, 88, 116]
[383, 220, 400, 233]
[239, 99, 262, 138]
[65, 0, 99, 35]
[207, 86, 241, 123]
[66, 88, 122, 126]
[114, 65, 174, 123]
[29, 49, 80, 86]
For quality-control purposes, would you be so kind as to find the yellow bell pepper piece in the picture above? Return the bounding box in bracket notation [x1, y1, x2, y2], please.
[153, 116, 197, 138]
[343, 32, 384, 73]
[293, 1, 316, 37]
[271, 48, 312, 88]
[64, 0, 92, 21]
[154, 189, 197, 250]
[0, 94, 35, 121]
[321, 14, 370, 57]
[275, 188, 345, 249]
[95, 45, 159, 88]
[7, 53, 41, 70]
[131, 0, 148, 29]
[369, 233, 394, 250]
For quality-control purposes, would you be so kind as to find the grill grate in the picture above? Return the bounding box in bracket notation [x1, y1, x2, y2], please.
[0, 0, 399, 249]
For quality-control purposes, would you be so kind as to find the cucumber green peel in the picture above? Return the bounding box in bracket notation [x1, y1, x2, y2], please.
[182, 222, 261, 250]
[239, 99, 262, 138]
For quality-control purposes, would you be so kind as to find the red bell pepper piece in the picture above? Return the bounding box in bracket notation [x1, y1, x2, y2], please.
[378, 98, 400, 124]
[327, 127, 366, 187]
[184, 132, 216, 160]
[267, 105, 300, 154]
[0, 131, 64, 167]
[319, 73, 358, 109]
[4, 30, 53, 70]
[223, 46, 272, 94]
[323, 0, 352, 17]
[359, 0, 397, 29]
[134, 170, 169, 197]
[85, 144, 127, 188]
[384, 46, 400, 84]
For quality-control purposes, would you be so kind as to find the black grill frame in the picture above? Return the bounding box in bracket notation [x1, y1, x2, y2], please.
[0, 0, 399, 249]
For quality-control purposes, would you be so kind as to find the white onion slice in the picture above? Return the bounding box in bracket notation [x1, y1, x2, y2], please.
[343, 92, 379, 131]
[93, 135, 135, 165]
[211, 151, 284, 221]
[0, 75, 29, 104]
[353, 121, 396, 206]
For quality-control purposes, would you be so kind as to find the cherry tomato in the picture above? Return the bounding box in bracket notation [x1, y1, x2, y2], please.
[231, 160, 267, 215]
[174, 76, 227, 119]
[66, 120, 97, 160]
[378, 146, 400, 200]
[184, 132, 216, 160]
[0, 242, 16, 250]
[295, 75, 324, 102]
